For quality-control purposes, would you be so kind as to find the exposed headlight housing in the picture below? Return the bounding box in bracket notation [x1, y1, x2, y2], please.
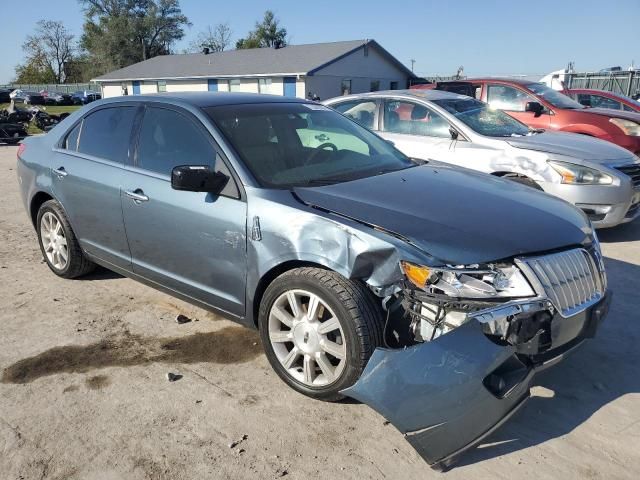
[399, 261, 535, 299]
[399, 261, 536, 343]
[548, 160, 613, 185]
[610, 118, 640, 136]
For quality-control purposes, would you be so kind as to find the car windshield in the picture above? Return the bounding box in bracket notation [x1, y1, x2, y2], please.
[433, 97, 532, 137]
[206, 102, 416, 188]
[527, 83, 585, 109]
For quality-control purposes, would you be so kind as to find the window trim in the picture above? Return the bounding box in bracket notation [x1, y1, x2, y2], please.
[330, 99, 380, 131]
[486, 83, 540, 113]
[258, 77, 272, 94]
[61, 119, 83, 152]
[228, 78, 242, 92]
[130, 102, 244, 201]
[54, 103, 139, 165]
[380, 98, 452, 139]
[590, 94, 623, 110]
[157, 80, 167, 93]
[341, 79, 352, 96]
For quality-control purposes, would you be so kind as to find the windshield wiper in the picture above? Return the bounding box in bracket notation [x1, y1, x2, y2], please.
[301, 178, 343, 186]
[298, 169, 361, 187]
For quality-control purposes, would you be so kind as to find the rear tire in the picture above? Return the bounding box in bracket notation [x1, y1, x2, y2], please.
[258, 267, 384, 402]
[36, 200, 95, 278]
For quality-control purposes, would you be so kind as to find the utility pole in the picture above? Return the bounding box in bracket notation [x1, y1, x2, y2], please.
[410, 59, 416, 72]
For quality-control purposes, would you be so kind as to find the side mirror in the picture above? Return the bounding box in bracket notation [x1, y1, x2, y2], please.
[171, 165, 229, 194]
[449, 127, 459, 140]
[525, 101, 544, 117]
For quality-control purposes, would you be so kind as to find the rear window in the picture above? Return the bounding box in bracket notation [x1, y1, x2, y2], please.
[77, 107, 136, 163]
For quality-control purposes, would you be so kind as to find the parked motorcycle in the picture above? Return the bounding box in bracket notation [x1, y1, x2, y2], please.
[0, 111, 28, 144]
[28, 106, 70, 132]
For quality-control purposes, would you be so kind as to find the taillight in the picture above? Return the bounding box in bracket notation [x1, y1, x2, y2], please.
[17, 143, 26, 158]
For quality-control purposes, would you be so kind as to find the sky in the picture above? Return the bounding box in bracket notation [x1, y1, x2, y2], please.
[1, 0, 639, 84]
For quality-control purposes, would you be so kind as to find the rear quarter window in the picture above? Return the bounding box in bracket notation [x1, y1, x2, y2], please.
[63, 122, 82, 151]
[77, 107, 136, 163]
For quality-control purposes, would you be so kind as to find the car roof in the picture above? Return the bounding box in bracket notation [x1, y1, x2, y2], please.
[327, 89, 471, 103]
[98, 91, 314, 108]
[566, 88, 624, 96]
[447, 77, 537, 86]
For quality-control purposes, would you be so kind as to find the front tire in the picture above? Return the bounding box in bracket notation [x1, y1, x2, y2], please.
[258, 267, 384, 402]
[36, 200, 95, 278]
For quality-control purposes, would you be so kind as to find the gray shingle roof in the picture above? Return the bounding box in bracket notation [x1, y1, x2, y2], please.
[93, 39, 412, 81]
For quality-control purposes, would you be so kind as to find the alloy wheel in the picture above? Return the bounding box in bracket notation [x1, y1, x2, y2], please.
[40, 211, 68, 270]
[268, 289, 347, 387]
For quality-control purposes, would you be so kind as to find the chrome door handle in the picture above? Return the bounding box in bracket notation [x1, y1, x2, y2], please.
[124, 190, 149, 202]
[53, 167, 68, 178]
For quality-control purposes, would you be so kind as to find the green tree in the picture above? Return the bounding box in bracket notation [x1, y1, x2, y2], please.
[79, 0, 191, 75]
[236, 10, 287, 49]
[14, 59, 56, 84]
[14, 20, 75, 84]
[188, 23, 232, 53]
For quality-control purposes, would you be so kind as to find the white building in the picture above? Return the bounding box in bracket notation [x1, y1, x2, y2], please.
[93, 39, 414, 100]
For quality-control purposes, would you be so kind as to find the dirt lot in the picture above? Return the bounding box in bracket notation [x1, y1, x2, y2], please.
[0, 144, 639, 479]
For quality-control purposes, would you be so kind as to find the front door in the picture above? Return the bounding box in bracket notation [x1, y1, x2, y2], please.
[51, 106, 137, 268]
[485, 83, 551, 130]
[121, 105, 247, 316]
[132, 81, 141, 95]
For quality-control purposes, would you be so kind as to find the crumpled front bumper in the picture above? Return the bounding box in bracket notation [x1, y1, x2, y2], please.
[341, 291, 611, 470]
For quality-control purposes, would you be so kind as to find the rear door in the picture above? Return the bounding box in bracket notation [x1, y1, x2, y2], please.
[379, 99, 453, 161]
[121, 104, 247, 316]
[51, 105, 136, 269]
[486, 83, 551, 129]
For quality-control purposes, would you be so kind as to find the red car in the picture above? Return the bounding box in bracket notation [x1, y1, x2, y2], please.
[563, 88, 640, 113]
[413, 79, 640, 154]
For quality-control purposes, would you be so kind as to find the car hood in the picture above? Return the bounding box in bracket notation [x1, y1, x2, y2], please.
[506, 131, 635, 163]
[294, 164, 590, 265]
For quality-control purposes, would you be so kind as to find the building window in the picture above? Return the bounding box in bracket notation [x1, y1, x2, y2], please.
[228, 79, 241, 92]
[390, 81, 398, 90]
[370, 80, 380, 92]
[258, 78, 272, 94]
[157, 80, 167, 92]
[341, 79, 352, 96]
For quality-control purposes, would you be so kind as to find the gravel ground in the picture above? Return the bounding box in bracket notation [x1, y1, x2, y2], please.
[0, 144, 639, 479]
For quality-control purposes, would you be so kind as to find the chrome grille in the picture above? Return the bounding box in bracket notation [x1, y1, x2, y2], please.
[517, 248, 604, 317]
[616, 164, 640, 188]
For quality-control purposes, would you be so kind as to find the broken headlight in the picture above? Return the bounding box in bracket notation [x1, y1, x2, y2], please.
[399, 261, 536, 343]
[400, 261, 535, 299]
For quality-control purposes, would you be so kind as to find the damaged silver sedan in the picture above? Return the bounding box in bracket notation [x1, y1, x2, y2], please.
[17, 92, 611, 469]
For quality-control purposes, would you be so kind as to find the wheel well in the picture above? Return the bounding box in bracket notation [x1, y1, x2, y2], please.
[30, 192, 53, 227]
[492, 171, 528, 179]
[252, 260, 329, 327]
